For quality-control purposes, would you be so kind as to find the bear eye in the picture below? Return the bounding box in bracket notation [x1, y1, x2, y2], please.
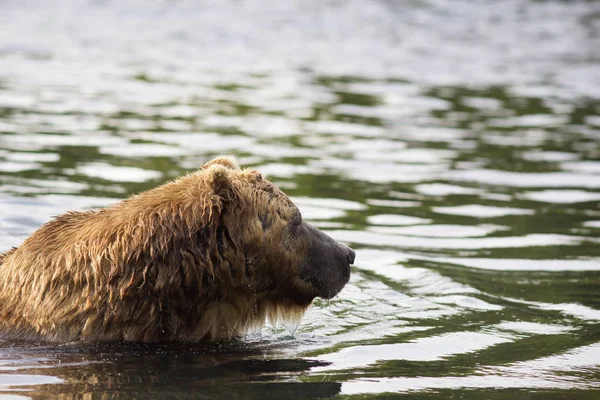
[290, 211, 302, 226]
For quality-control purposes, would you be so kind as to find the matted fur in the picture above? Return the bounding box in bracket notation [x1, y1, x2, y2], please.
[0, 156, 316, 342]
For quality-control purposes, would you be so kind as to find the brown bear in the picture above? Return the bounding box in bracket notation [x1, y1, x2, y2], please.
[0, 156, 355, 343]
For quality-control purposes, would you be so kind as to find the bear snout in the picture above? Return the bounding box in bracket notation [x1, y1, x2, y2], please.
[297, 222, 354, 300]
[347, 247, 356, 265]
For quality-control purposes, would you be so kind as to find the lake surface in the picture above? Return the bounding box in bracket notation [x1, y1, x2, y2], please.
[1, 0, 599, 398]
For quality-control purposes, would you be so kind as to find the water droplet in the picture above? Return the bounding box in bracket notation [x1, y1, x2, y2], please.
[281, 318, 301, 336]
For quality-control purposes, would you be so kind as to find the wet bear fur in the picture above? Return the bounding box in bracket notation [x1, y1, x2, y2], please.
[0, 156, 354, 342]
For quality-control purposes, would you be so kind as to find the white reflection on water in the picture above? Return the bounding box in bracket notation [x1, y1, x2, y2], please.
[535, 303, 600, 321]
[521, 150, 580, 162]
[522, 189, 600, 203]
[98, 143, 188, 158]
[0, 374, 63, 389]
[76, 163, 162, 182]
[449, 169, 600, 189]
[310, 158, 447, 184]
[132, 132, 254, 152]
[434, 257, 600, 272]
[492, 322, 573, 335]
[425, 295, 503, 311]
[369, 224, 506, 238]
[293, 195, 366, 220]
[340, 343, 600, 394]
[367, 199, 421, 208]
[2, 134, 127, 149]
[561, 161, 600, 174]
[307, 120, 384, 137]
[0, 178, 89, 194]
[414, 183, 483, 196]
[0, 162, 41, 173]
[4, 152, 59, 163]
[367, 214, 431, 226]
[311, 331, 513, 372]
[501, 297, 600, 322]
[328, 230, 585, 249]
[432, 204, 534, 217]
[350, 249, 478, 296]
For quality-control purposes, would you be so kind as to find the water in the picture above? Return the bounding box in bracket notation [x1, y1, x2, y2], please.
[0, 0, 599, 398]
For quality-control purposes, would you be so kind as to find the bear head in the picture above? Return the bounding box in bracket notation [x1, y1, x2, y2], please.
[201, 156, 355, 307]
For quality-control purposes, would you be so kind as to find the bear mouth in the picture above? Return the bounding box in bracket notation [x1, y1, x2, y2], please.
[296, 221, 354, 301]
[302, 262, 351, 300]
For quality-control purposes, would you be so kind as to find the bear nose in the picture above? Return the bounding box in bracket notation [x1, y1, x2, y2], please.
[347, 248, 356, 265]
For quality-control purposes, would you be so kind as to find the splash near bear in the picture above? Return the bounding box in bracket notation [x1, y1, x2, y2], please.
[0, 156, 355, 342]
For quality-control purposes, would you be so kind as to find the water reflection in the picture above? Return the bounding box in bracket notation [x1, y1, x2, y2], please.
[1, 0, 600, 398]
[0, 342, 341, 399]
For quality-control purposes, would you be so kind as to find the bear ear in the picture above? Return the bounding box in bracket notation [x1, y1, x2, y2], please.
[205, 164, 234, 199]
[202, 155, 240, 171]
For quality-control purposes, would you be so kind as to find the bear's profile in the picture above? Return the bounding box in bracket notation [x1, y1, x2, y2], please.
[0, 156, 355, 342]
